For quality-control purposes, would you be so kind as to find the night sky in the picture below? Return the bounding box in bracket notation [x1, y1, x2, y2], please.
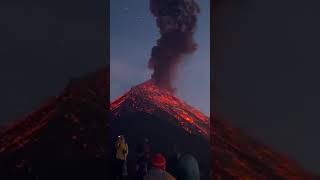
[215, 0, 320, 173]
[0, 0, 107, 125]
[110, 0, 210, 115]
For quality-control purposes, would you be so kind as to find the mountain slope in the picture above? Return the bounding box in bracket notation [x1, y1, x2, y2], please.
[0, 68, 109, 180]
[212, 115, 317, 180]
[111, 80, 209, 138]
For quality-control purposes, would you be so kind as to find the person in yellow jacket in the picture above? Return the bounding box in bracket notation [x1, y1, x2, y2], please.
[115, 135, 129, 180]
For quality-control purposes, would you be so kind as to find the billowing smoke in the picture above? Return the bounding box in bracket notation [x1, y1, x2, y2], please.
[149, 0, 200, 92]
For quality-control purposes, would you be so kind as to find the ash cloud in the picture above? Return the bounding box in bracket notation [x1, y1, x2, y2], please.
[149, 0, 200, 92]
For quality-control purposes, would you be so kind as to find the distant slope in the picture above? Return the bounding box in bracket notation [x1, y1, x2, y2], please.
[212, 115, 317, 180]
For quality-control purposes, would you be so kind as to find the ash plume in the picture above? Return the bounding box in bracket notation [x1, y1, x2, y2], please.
[149, 0, 200, 92]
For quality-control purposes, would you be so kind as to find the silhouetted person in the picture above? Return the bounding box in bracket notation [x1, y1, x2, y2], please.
[144, 153, 176, 180]
[167, 144, 181, 178]
[167, 145, 200, 180]
[135, 143, 148, 180]
[143, 138, 151, 162]
[175, 154, 200, 180]
[115, 135, 129, 180]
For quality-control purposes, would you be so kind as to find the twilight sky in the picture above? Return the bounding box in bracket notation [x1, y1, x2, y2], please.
[110, 0, 210, 115]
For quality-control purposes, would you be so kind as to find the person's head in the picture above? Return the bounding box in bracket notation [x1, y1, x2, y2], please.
[118, 135, 125, 143]
[152, 153, 166, 170]
[144, 138, 149, 144]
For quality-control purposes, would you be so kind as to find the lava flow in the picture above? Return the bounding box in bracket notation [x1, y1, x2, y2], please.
[111, 80, 209, 138]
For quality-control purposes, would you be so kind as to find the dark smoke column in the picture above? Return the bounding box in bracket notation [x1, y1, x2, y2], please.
[149, 0, 200, 92]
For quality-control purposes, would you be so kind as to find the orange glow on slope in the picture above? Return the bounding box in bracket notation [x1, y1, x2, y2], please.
[111, 80, 209, 138]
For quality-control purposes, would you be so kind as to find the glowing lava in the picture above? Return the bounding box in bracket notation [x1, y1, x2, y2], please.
[111, 80, 209, 138]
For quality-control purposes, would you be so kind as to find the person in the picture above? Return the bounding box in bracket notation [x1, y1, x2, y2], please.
[135, 143, 149, 180]
[142, 138, 151, 161]
[115, 135, 129, 180]
[144, 153, 176, 180]
[175, 154, 200, 180]
[167, 145, 200, 180]
[167, 144, 181, 178]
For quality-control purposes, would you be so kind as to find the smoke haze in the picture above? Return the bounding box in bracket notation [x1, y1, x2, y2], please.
[149, 0, 200, 92]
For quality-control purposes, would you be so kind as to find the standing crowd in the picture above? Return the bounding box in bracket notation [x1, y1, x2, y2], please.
[114, 135, 201, 180]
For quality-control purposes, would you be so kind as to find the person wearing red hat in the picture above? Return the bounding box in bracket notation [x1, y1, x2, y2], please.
[144, 153, 176, 180]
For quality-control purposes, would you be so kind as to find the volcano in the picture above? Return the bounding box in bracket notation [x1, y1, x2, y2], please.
[0, 69, 317, 180]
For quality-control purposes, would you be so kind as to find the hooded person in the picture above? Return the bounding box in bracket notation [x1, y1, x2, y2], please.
[175, 154, 200, 180]
[144, 153, 176, 180]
